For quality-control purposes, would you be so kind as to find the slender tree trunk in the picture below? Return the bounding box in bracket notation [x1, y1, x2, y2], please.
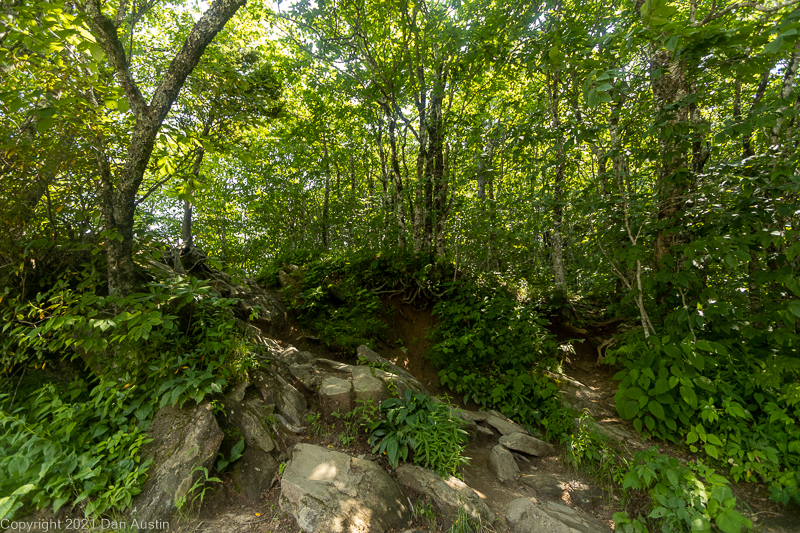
[769, 41, 800, 152]
[181, 137, 207, 248]
[742, 69, 771, 158]
[651, 49, 692, 275]
[427, 62, 447, 257]
[413, 141, 425, 253]
[322, 144, 331, 250]
[546, 68, 567, 290]
[385, 107, 406, 249]
[376, 115, 392, 245]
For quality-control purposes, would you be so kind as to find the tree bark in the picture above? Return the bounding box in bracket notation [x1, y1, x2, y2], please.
[769, 41, 800, 152]
[384, 106, 406, 249]
[82, 0, 247, 295]
[651, 49, 692, 273]
[546, 68, 567, 290]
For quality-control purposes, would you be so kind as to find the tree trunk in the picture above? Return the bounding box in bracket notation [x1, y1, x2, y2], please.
[385, 106, 406, 250]
[83, 0, 247, 295]
[651, 50, 692, 274]
[181, 144, 206, 248]
[546, 68, 567, 290]
[769, 41, 800, 153]
[322, 144, 331, 250]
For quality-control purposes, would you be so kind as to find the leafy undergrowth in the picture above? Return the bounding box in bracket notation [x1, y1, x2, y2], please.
[0, 258, 262, 521]
[260, 249, 567, 436]
[609, 326, 800, 509]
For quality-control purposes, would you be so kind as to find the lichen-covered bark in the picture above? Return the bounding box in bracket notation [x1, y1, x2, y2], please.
[81, 0, 247, 294]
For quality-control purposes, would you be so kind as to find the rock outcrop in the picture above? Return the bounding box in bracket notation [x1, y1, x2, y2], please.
[279, 444, 412, 532]
[129, 403, 223, 528]
[396, 464, 494, 527]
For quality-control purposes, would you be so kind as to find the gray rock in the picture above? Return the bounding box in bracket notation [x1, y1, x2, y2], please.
[225, 399, 275, 453]
[395, 464, 494, 526]
[541, 502, 609, 533]
[500, 433, 554, 457]
[371, 368, 418, 398]
[505, 498, 572, 533]
[319, 377, 352, 417]
[279, 444, 411, 532]
[254, 371, 279, 406]
[352, 366, 387, 406]
[231, 445, 278, 502]
[520, 472, 564, 499]
[279, 346, 312, 364]
[356, 345, 428, 394]
[129, 403, 223, 528]
[278, 383, 307, 426]
[227, 381, 249, 403]
[475, 425, 495, 442]
[456, 409, 488, 422]
[289, 363, 318, 390]
[484, 413, 528, 436]
[489, 445, 519, 483]
[312, 358, 355, 373]
[278, 270, 299, 290]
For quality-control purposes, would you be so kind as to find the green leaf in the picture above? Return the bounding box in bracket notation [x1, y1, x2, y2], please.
[648, 401, 666, 420]
[622, 400, 640, 419]
[680, 385, 697, 409]
[665, 35, 679, 52]
[117, 98, 130, 113]
[36, 116, 54, 133]
[716, 508, 749, 533]
[231, 438, 245, 460]
[695, 340, 713, 352]
[663, 344, 681, 358]
[8, 455, 30, 477]
[88, 42, 104, 61]
[705, 443, 719, 459]
[654, 378, 671, 394]
[666, 468, 679, 487]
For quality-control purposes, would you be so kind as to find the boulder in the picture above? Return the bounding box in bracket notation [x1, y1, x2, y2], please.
[351, 366, 387, 406]
[489, 445, 519, 483]
[484, 412, 528, 436]
[289, 363, 318, 390]
[278, 383, 307, 427]
[505, 498, 571, 533]
[231, 446, 278, 503]
[395, 464, 494, 526]
[224, 399, 275, 453]
[129, 403, 223, 528]
[254, 371, 279, 407]
[280, 346, 314, 365]
[499, 433, 553, 457]
[320, 377, 353, 417]
[279, 444, 411, 532]
[226, 380, 249, 403]
[519, 472, 564, 499]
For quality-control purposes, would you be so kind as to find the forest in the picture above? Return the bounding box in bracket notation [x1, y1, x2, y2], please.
[1, 0, 799, 531]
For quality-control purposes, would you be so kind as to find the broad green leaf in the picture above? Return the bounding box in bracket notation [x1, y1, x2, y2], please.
[680, 385, 697, 409]
[648, 401, 666, 420]
[88, 42, 104, 61]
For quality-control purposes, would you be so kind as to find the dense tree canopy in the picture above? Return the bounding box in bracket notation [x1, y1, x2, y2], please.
[1, 0, 799, 526]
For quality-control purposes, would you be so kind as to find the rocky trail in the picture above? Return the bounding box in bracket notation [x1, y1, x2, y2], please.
[18, 284, 800, 533]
